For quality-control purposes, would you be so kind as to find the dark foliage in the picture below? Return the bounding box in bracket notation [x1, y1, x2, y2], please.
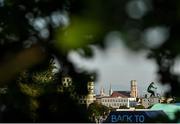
[0, 0, 180, 122]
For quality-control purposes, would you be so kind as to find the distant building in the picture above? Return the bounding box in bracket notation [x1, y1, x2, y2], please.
[96, 80, 138, 108]
[62, 76, 72, 87]
[130, 80, 138, 98]
[96, 96, 136, 108]
[99, 80, 138, 98]
[100, 87, 106, 96]
[62, 77, 140, 108]
[109, 84, 113, 96]
[111, 91, 131, 98]
[86, 80, 96, 107]
[61, 75, 96, 107]
[141, 97, 161, 108]
[79, 79, 96, 107]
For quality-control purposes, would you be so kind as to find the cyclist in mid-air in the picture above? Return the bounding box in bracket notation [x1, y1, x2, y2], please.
[147, 82, 157, 97]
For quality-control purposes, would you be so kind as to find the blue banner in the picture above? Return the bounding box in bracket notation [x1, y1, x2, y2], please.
[104, 110, 167, 123]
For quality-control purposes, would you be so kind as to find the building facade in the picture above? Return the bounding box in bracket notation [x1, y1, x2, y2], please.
[62, 76, 72, 87]
[79, 80, 96, 107]
[130, 80, 138, 98]
[97, 96, 136, 108]
[96, 80, 138, 108]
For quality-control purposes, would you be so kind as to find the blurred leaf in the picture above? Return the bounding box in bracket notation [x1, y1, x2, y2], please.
[19, 83, 41, 97]
[0, 46, 46, 85]
[55, 16, 101, 53]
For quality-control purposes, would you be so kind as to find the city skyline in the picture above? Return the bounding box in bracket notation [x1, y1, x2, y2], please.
[69, 32, 170, 96]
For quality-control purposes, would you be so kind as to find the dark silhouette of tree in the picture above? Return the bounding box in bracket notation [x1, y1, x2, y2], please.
[135, 105, 145, 109]
[87, 102, 109, 122]
[119, 105, 128, 109]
